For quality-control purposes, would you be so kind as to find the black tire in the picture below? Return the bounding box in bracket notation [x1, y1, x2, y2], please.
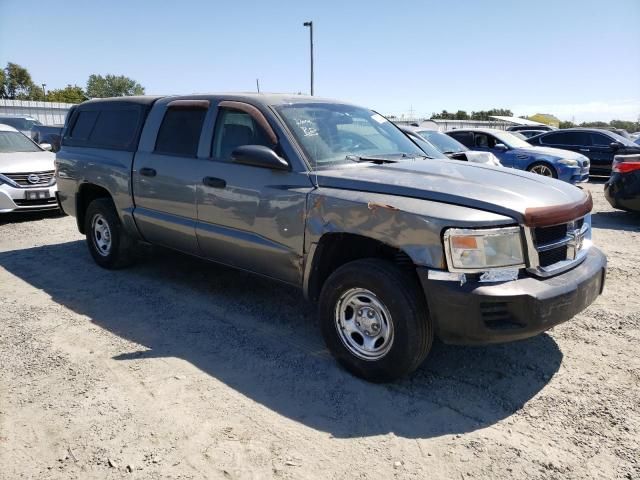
[527, 161, 557, 178]
[84, 198, 137, 269]
[318, 258, 433, 382]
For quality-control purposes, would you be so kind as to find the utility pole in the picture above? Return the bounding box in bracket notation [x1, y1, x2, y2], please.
[303, 21, 314, 95]
[256, 78, 260, 93]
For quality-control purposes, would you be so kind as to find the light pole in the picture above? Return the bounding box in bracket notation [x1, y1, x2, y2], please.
[303, 21, 314, 96]
[41, 83, 48, 125]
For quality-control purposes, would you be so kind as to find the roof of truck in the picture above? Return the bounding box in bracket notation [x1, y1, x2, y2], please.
[78, 93, 353, 108]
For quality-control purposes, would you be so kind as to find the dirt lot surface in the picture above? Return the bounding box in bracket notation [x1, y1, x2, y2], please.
[0, 182, 638, 479]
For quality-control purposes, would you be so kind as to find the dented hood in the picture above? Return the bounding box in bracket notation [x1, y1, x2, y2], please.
[315, 158, 588, 224]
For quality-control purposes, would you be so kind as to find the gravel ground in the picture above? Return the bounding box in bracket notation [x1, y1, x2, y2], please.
[0, 182, 638, 480]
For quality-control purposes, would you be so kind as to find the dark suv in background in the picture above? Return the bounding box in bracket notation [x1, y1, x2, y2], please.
[528, 128, 640, 175]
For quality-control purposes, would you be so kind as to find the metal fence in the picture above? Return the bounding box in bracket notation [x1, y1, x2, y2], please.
[0, 99, 77, 126]
[393, 118, 512, 131]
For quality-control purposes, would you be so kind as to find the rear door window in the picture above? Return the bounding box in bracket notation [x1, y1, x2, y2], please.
[155, 107, 207, 157]
[70, 111, 99, 141]
[540, 132, 591, 146]
[448, 131, 474, 148]
[211, 109, 272, 161]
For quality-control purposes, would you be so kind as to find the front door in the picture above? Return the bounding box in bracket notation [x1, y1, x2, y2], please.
[194, 103, 313, 285]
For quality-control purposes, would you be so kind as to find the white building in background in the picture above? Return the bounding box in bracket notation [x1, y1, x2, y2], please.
[0, 99, 77, 125]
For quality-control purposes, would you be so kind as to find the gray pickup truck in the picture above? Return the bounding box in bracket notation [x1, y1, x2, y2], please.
[56, 94, 606, 382]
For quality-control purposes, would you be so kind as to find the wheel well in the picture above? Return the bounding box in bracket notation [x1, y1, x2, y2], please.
[307, 233, 416, 302]
[528, 160, 556, 171]
[76, 184, 112, 234]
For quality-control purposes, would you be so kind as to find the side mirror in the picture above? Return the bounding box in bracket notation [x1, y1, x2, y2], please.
[610, 142, 622, 150]
[494, 143, 508, 151]
[231, 145, 289, 170]
[39, 143, 52, 151]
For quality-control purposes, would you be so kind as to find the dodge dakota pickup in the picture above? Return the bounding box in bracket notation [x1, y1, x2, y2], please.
[56, 94, 606, 382]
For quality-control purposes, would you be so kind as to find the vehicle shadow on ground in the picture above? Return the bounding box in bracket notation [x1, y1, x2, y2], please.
[0, 241, 562, 439]
[591, 210, 640, 232]
[0, 210, 64, 225]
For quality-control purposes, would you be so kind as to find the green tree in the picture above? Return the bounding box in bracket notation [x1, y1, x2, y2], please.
[431, 110, 455, 120]
[47, 85, 87, 104]
[559, 121, 576, 129]
[610, 119, 640, 132]
[454, 110, 469, 120]
[0, 68, 6, 98]
[580, 121, 609, 128]
[86, 74, 145, 98]
[4, 62, 35, 99]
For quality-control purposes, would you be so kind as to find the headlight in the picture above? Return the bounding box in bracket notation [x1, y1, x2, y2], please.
[444, 226, 525, 272]
[558, 158, 578, 166]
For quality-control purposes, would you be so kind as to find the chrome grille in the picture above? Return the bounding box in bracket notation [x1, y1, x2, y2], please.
[527, 215, 591, 276]
[1, 170, 55, 187]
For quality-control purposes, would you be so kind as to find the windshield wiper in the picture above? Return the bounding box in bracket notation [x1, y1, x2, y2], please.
[345, 154, 399, 164]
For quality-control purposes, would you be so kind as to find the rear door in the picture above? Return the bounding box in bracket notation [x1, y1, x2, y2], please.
[132, 100, 209, 254]
[194, 101, 312, 285]
[589, 132, 616, 173]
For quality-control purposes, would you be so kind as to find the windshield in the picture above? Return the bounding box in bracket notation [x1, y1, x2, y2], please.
[406, 134, 448, 159]
[0, 117, 42, 131]
[274, 103, 424, 167]
[608, 131, 637, 146]
[0, 131, 42, 153]
[417, 130, 468, 153]
[491, 130, 533, 149]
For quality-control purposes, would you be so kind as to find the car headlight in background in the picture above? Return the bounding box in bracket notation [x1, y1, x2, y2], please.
[558, 158, 578, 166]
[444, 226, 525, 272]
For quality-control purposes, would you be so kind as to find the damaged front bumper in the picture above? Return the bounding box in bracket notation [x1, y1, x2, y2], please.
[417, 247, 607, 345]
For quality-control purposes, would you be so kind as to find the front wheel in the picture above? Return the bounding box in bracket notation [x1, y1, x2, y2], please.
[527, 162, 557, 178]
[318, 258, 433, 382]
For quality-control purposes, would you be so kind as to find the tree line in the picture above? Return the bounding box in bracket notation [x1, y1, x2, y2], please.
[430, 109, 514, 121]
[429, 108, 639, 133]
[0, 62, 145, 103]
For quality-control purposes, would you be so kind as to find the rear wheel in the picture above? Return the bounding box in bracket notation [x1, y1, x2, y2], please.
[528, 162, 557, 178]
[318, 258, 433, 382]
[84, 198, 137, 269]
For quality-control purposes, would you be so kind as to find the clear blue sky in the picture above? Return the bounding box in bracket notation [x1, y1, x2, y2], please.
[1, 0, 639, 122]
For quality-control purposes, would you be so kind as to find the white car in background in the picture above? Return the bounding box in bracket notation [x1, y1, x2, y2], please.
[0, 124, 59, 213]
[411, 128, 502, 166]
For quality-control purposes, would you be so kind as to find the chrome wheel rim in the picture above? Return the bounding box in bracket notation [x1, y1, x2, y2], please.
[334, 288, 394, 361]
[91, 213, 112, 257]
[530, 164, 554, 177]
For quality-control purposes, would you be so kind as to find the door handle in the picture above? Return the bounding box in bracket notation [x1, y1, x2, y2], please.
[139, 167, 157, 177]
[203, 176, 226, 188]
[579, 149, 590, 152]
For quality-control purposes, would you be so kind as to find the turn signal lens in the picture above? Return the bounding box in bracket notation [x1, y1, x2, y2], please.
[451, 236, 478, 249]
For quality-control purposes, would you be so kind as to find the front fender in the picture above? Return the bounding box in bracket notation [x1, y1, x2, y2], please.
[304, 188, 517, 269]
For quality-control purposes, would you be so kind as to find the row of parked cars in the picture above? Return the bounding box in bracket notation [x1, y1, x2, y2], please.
[0, 96, 633, 381]
[398, 123, 639, 212]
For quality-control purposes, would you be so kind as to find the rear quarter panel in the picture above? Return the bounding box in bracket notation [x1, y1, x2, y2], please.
[56, 147, 138, 234]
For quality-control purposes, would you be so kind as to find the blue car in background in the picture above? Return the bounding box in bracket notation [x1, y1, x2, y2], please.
[447, 128, 590, 184]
